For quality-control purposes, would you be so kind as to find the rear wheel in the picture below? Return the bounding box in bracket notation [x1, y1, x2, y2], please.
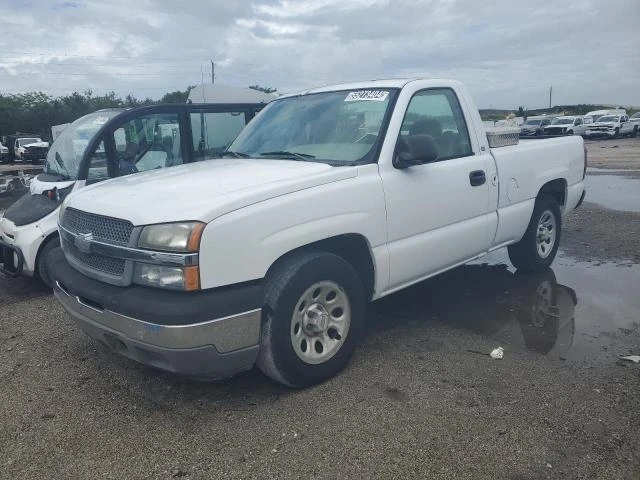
[36, 236, 60, 289]
[632, 126, 638, 138]
[257, 251, 366, 388]
[508, 194, 562, 272]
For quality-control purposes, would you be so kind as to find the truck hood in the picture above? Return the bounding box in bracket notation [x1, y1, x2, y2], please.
[65, 159, 358, 225]
[23, 141, 49, 148]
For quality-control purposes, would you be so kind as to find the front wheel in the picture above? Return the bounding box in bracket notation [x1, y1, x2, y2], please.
[566, 130, 573, 135]
[257, 251, 366, 388]
[613, 128, 619, 138]
[508, 194, 562, 272]
[36, 236, 60, 289]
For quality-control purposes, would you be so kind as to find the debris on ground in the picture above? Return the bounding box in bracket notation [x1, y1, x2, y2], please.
[490, 347, 504, 359]
[619, 355, 640, 364]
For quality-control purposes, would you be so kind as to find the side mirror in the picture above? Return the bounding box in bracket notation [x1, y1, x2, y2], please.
[393, 134, 439, 169]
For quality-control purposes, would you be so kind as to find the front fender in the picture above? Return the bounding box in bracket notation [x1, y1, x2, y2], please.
[198, 165, 388, 290]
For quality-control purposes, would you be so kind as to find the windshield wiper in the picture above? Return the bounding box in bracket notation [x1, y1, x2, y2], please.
[259, 151, 316, 161]
[221, 150, 250, 158]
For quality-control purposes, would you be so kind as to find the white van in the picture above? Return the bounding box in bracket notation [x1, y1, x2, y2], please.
[584, 109, 626, 123]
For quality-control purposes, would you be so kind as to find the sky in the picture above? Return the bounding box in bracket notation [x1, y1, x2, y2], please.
[0, 0, 638, 109]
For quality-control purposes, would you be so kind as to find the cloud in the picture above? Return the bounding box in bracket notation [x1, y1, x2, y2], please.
[0, 0, 638, 108]
[52, 1, 84, 9]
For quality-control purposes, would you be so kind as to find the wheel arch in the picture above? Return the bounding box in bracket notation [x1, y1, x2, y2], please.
[264, 233, 376, 301]
[34, 231, 59, 277]
[538, 178, 567, 208]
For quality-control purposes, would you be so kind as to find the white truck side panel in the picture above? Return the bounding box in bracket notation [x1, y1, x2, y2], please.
[198, 164, 389, 292]
[490, 137, 584, 245]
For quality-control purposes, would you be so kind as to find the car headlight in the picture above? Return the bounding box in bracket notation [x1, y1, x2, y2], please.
[58, 200, 69, 221]
[138, 222, 205, 252]
[133, 264, 200, 291]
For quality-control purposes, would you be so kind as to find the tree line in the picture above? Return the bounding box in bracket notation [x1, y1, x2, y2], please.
[0, 85, 277, 142]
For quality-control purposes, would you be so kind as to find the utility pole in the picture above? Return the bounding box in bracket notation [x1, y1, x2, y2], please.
[549, 86, 552, 109]
[211, 60, 215, 84]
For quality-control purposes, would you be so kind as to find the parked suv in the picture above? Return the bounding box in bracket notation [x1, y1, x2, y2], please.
[520, 117, 553, 136]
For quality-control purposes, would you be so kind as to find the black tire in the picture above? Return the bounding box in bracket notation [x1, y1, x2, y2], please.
[513, 269, 560, 355]
[632, 127, 638, 138]
[508, 194, 562, 272]
[36, 236, 60, 289]
[613, 128, 619, 138]
[566, 130, 573, 135]
[257, 250, 366, 388]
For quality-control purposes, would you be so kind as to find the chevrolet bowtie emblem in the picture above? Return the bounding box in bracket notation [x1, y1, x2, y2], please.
[74, 233, 94, 254]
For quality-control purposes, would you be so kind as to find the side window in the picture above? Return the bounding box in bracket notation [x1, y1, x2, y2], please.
[190, 111, 247, 161]
[542, 119, 551, 126]
[400, 88, 472, 160]
[575, 118, 582, 126]
[86, 113, 182, 181]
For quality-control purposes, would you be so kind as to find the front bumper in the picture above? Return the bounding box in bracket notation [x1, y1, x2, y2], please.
[0, 238, 24, 277]
[584, 129, 615, 137]
[49, 248, 263, 379]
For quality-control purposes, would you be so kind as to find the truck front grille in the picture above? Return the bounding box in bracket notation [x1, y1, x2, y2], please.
[60, 208, 134, 282]
[61, 208, 133, 245]
[67, 245, 126, 276]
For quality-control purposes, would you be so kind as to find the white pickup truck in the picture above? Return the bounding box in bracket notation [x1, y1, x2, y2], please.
[50, 78, 586, 387]
[584, 114, 637, 138]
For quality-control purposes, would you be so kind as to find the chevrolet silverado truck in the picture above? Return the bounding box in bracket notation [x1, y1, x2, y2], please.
[584, 114, 637, 138]
[49, 78, 586, 387]
[1, 99, 269, 287]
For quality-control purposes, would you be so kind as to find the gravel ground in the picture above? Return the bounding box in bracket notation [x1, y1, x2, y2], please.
[586, 137, 640, 170]
[563, 201, 640, 263]
[1, 138, 639, 480]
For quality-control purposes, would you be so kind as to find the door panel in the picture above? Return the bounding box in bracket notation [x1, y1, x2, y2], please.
[380, 87, 493, 289]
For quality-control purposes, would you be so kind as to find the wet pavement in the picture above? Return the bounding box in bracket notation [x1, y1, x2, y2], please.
[585, 173, 640, 212]
[373, 249, 640, 364]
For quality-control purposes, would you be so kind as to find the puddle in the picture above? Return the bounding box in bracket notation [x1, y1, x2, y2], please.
[371, 249, 639, 361]
[584, 174, 640, 212]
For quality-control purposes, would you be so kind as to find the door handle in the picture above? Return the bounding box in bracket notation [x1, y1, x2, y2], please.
[469, 170, 486, 186]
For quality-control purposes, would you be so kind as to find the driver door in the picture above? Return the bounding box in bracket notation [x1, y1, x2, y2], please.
[84, 109, 187, 183]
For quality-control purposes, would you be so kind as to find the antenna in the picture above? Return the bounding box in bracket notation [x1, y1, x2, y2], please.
[200, 64, 205, 102]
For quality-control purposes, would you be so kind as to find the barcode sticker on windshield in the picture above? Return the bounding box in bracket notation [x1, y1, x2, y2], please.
[344, 90, 389, 102]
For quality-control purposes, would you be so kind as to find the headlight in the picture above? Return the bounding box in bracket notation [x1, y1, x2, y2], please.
[138, 222, 205, 252]
[133, 264, 200, 291]
[58, 200, 69, 221]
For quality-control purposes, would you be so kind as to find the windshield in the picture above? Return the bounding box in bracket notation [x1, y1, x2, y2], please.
[631, 112, 640, 119]
[227, 88, 398, 165]
[552, 118, 574, 125]
[524, 119, 541, 126]
[43, 110, 123, 180]
[18, 138, 40, 146]
[597, 115, 618, 123]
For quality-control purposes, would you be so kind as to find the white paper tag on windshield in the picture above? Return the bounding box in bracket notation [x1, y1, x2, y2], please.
[94, 116, 110, 125]
[344, 90, 389, 102]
